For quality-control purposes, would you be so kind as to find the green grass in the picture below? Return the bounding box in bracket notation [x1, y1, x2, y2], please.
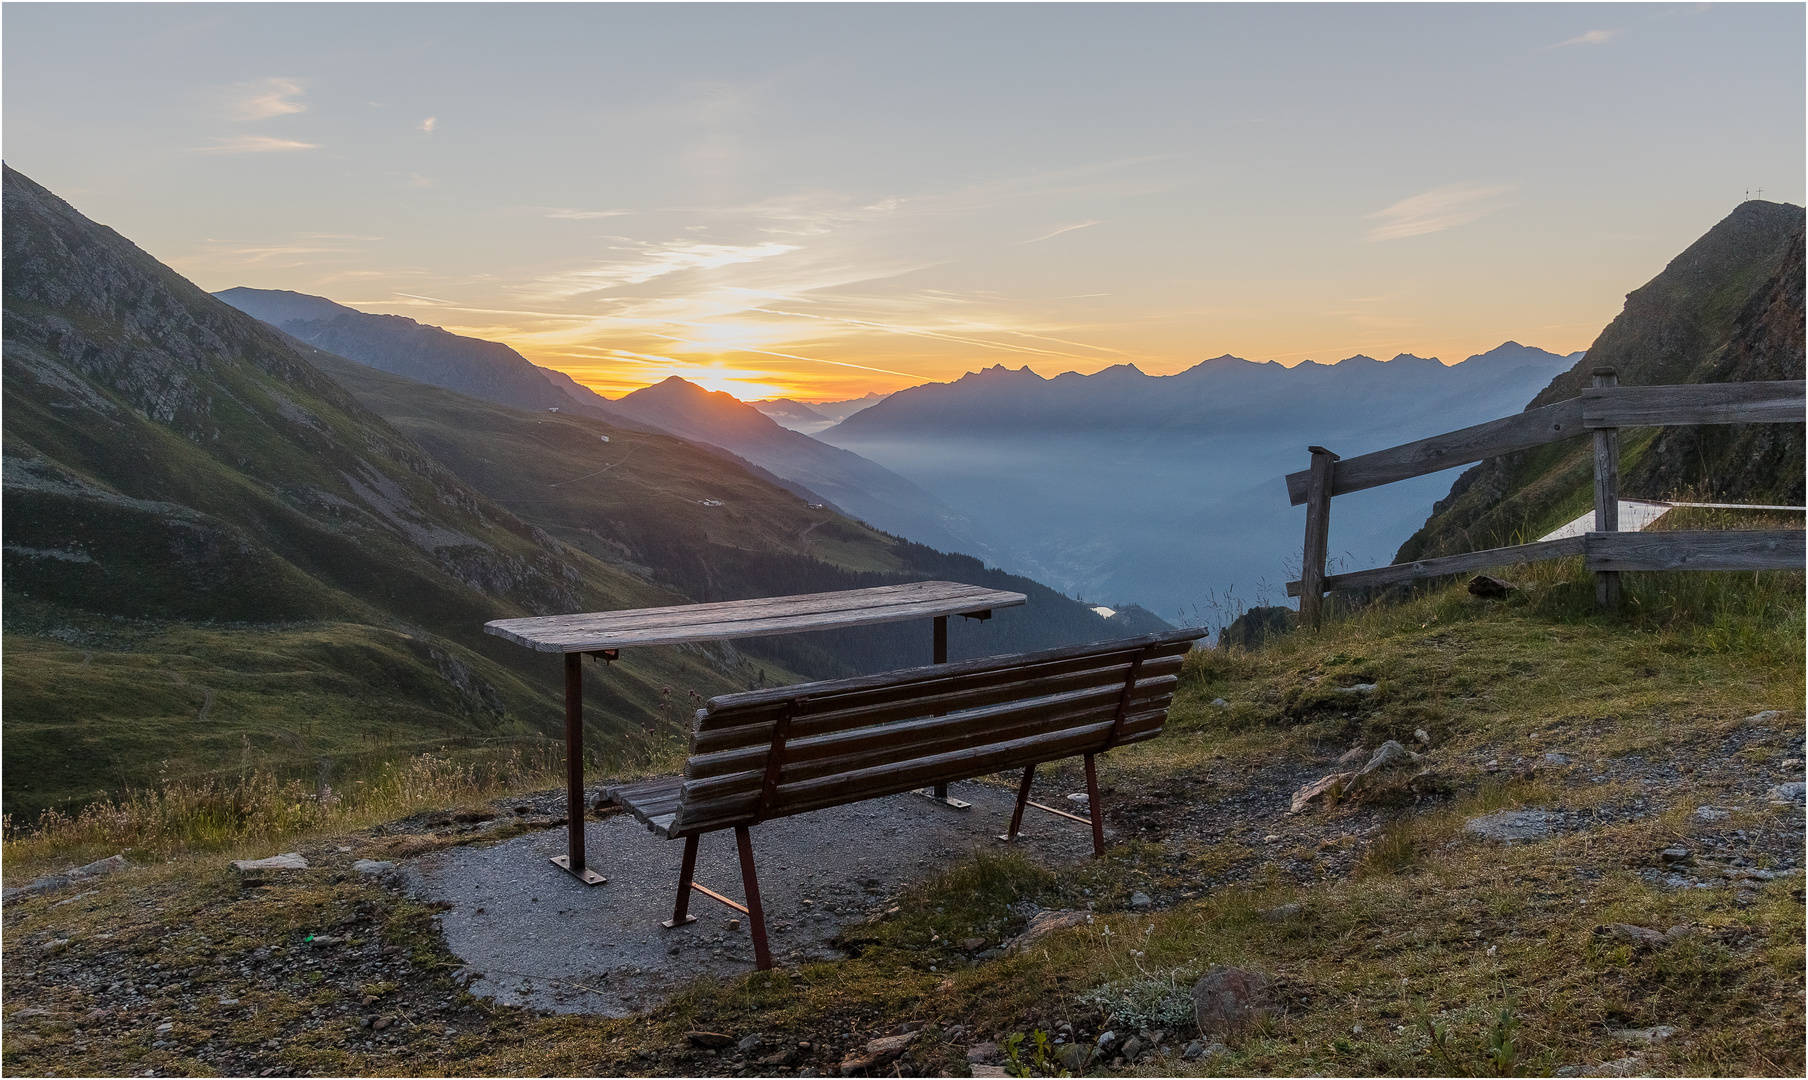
[3, 561, 1802, 1076]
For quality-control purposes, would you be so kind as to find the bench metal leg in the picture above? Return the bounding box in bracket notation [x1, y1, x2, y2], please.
[1000, 763, 1037, 842]
[662, 834, 700, 928]
[735, 826, 773, 971]
[1084, 753, 1106, 858]
[550, 652, 605, 886]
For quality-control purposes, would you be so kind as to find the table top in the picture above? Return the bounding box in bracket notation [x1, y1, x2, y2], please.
[484, 580, 1028, 653]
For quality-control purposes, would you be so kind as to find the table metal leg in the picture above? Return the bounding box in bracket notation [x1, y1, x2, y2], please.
[916, 616, 971, 809]
[550, 651, 606, 886]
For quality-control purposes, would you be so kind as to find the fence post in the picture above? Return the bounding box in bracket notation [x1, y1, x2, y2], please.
[1300, 445, 1339, 630]
[1592, 367, 1621, 612]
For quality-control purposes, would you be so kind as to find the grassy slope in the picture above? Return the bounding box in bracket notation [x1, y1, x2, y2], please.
[1, 165, 768, 819]
[4, 562, 1800, 1077]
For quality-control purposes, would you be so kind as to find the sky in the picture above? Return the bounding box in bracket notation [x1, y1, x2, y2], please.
[4, 3, 1803, 402]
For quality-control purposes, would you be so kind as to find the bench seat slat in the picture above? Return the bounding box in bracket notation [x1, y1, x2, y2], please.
[690, 650, 1186, 755]
[679, 679, 1178, 802]
[664, 707, 1170, 837]
[695, 633, 1199, 732]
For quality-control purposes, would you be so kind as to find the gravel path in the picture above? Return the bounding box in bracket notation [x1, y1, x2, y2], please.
[405, 780, 1106, 1017]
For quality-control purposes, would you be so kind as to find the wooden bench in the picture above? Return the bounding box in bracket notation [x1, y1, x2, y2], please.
[604, 627, 1207, 969]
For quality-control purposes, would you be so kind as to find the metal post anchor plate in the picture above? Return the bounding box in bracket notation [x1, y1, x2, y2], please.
[549, 856, 606, 886]
[912, 787, 972, 809]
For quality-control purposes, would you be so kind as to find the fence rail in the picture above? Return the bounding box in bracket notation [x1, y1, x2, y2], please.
[1285, 373, 1805, 626]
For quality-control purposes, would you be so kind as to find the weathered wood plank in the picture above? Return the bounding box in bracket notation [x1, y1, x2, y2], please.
[1582, 381, 1806, 429]
[1285, 536, 1587, 596]
[1583, 530, 1806, 572]
[485, 581, 1027, 652]
[690, 650, 1186, 753]
[703, 628, 1205, 713]
[1285, 397, 1588, 504]
[1299, 447, 1337, 629]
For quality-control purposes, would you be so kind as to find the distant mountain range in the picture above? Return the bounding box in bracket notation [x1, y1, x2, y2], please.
[819, 343, 1582, 619]
[1400, 200, 1806, 561]
[753, 393, 889, 434]
[214, 288, 984, 557]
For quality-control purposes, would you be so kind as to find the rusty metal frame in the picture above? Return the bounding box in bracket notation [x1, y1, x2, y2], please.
[658, 828, 774, 970]
[551, 649, 617, 886]
[998, 753, 1107, 858]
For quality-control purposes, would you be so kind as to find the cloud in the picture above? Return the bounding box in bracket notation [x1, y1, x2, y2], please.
[193, 136, 320, 155]
[1022, 220, 1104, 244]
[418, 117, 437, 133]
[531, 239, 802, 298]
[227, 78, 308, 121]
[1552, 28, 1622, 47]
[1364, 183, 1513, 241]
[545, 208, 632, 220]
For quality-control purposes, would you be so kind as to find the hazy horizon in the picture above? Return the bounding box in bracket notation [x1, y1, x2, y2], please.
[6, 4, 1802, 401]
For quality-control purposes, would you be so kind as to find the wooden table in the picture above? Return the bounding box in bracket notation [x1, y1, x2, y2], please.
[484, 581, 1028, 884]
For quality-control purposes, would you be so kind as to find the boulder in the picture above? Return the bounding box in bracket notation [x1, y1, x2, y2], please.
[839, 1031, 915, 1075]
[1190, 966, 1273, 1040]
[231, 853, 308, 873]
[687, 1031, 737, 1050]
[1289, 772, 1352, 814]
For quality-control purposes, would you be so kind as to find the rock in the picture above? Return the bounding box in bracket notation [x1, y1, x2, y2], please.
[1129, 891, 1153, 910]
[1120, 1036, 1145, 1062]
[352, 860, 394, 874]
[1609, 1025, 1677, 1045]
[839, 1031, 915, 1075]
[1659, 847, 1692, 864]
[738, 1034, 764, 1054]
[1463, 810, 1557, 843]
[969, 1068, 1010, 1078]
[10, 1008, 50, 1021]
[1767, 782, 1805, 804]
[688, 1031, 737, 1050]
[728, 918, 741, 931]
[1211, 698, 1229, 708]
[959, 937, 987, 952]
[1467, 574, 1516, 598]
[1191, 966, 1273, 1040]
[1260, 902, 1302, 922]
[372, 1017, 393, 1031]
[1414, 728, 1431, 745]
[1693, 806, 1731, 822]
[1057, 1042, 1094, 1072]
[307, 935, 342, 947]
[1182, 1039, 1204, 1060]
[1289, 771, 1352, 814]
[1742, 710, 1783, 727]
[1201, 1042, 1230, 1059]
[231, 853, 308, 873]
[1543, 752, 1571, 765]
[1580, 1054, 1648, 1076]
[1336, 746, 1367, 765]
[1663, 925, 1696, 943]
[1095, 1031, 1117, 1052]
[1006, 910, 1090, 954]
[759, 1047, 803, 1068]
[68, 854, 131, 880]
[1336, 683, 1378, 694]
[1220, 606, 1295, 650]
[1598, 923, 1668, 948]
[966, 1041, 1000, 1064]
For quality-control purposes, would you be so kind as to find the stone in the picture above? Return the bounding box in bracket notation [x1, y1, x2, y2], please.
[1355, 740, 1414, 778]
[1129, 891, 1153, 910]
[688, 1031, 737, 1050]
[352, 860, 395, 874]
[1609, 1025, 1677, 1045]
[959, 937, 987, 952]
[1599, 923, 1667, 947]
[1336, 683, 1378, 694]
[1201, 1042, 1230, 1059]
[1693, 806, 1731, 822]
[231, 853, 308, 873]
[1414, 729, 1431, 745]
[1191, 966, 1273, 1040]
[68, 854, 131, 880]
[1336, 746, 1367, 765]
[839, 1031, 915, 1075]
[1543, 752, 1571, 765]
[1120, 1036, 1144, 1062]
[1742, 710, 1783, 727]
[2, 854, 133, 903]
[1289, 771, 1352, 814]
[1663, 925, 1695, 943]
[1766, 782, 1805, 804]
[1462, 810, 1557, 843]
[1181, 1039, 1204, 1060]
[1056, 1042, 1093, 1072]
[969, 1068, 1010, 1078]
[1659, 847, 1692, 864]
[738, 1035, 763, 1054]
[1467, 574, 1516, 599]
[1260, 903, 1302, 922]
[1581, 1054, 1648, 1076]
[1211, 698, 1229, 708]
[965, 1041, 1000, 1064]
[1006, 910, 1090, 954]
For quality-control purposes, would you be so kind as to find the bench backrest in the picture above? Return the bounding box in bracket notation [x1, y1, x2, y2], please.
[664, 628, 1207, 838]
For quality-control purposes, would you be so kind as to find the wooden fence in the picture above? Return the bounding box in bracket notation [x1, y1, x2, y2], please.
[1283, 370, 1806, 627]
